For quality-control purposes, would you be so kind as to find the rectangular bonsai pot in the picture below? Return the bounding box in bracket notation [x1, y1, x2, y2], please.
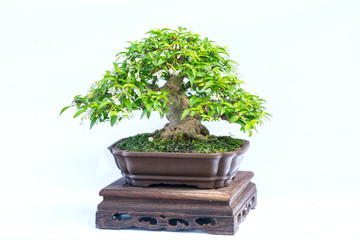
[108, 138, 250, 188]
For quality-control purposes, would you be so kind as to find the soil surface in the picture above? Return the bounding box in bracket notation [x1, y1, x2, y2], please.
[117, 133, 245, 153]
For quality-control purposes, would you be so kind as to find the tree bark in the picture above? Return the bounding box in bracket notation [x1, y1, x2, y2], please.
[159, 75, 209, 141]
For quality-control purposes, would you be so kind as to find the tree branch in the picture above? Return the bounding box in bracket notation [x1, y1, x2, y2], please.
[146, 83, 160, 91]
[160, 75, 184, 92]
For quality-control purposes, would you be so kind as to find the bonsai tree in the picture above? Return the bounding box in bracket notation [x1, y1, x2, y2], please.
[61, 27, 269, 141]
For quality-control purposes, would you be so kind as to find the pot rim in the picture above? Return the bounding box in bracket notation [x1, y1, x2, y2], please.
[108, 137, 250, 157]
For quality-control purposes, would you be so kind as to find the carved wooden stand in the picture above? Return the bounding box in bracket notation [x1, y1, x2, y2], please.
[96, 171, 256, 235]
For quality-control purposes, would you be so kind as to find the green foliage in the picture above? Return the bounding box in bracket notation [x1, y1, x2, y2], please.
[61, 27, 270, 135]
[117, 133, 244, 153]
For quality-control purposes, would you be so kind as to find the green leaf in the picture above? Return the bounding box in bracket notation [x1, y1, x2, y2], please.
[154, 101, 160, 109]
[73, 109, 86, 118]
[110, 115, 117, 126]
[188, 74, 194, 87]
[216, 106, 221, 114]
[203, 81, 213, 90]
[181, 109, 191, 120]
[191, 110, 197, 117]
[157, 58, 166, 66]
[140, 109, 148, 119]
[146, 103, 152, 112]
[110, 111, 118, 116]
[189, 96, 197, 107]
[203, 37, 208, 45]
[98, 101, 109, 109]
[124, 100, 133, 111]
[249, 119, 260, 125]
[59, 106, 71, 115]
[229, 115, 239, 123]
[90, 118, 97, 129]
[113, 62, 118, 71]
[208, 110, 216, 116]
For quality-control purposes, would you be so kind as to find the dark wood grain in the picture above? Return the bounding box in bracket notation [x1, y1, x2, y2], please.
[96, 171, 257, 235]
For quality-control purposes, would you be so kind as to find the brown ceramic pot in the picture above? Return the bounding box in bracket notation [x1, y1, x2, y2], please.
[108, 138, 250, 189]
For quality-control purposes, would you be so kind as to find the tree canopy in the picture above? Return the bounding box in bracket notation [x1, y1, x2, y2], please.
[61, 27, 270, 137]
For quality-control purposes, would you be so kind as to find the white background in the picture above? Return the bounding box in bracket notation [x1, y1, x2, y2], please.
[1, 0, 359, 239]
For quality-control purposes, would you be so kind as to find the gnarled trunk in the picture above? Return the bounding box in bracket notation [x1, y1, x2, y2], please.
[159, 75, 209, 141]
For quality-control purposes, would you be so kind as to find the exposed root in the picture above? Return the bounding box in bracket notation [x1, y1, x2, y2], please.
[160, 119, 210, 141]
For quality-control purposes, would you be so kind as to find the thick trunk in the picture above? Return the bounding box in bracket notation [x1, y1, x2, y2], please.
[159, 75, 209, 141]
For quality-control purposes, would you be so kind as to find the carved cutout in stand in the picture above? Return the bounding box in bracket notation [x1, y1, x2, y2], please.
[96, 171, 257, 235]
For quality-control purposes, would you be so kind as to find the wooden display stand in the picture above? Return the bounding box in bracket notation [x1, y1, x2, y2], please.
[96, 171, 257, 235]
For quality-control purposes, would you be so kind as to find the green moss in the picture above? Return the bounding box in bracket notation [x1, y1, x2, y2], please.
[117, 133, 244, 153]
